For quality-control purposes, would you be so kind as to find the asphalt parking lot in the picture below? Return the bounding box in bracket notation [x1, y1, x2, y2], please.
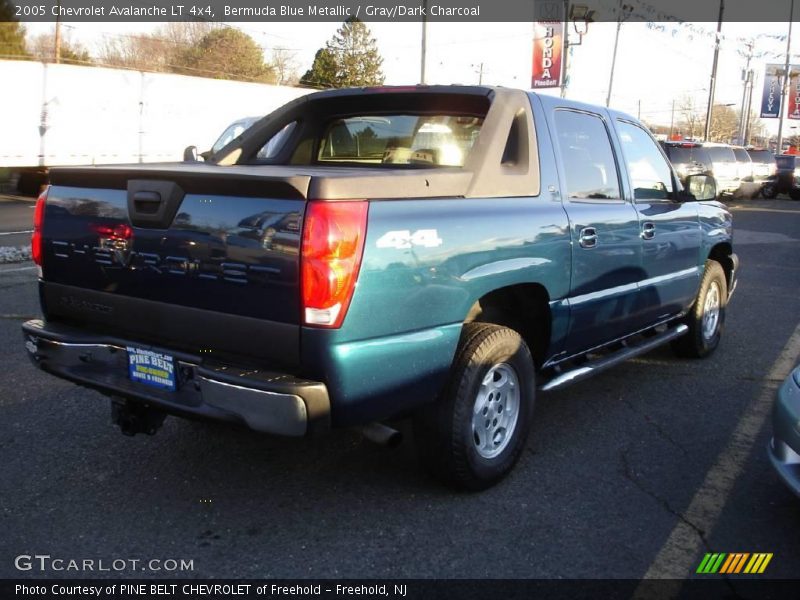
[0, 198, 798, 581]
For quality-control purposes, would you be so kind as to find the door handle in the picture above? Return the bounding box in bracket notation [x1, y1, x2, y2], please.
[641, 222, 656, 240]
[579, 227, 598, 249]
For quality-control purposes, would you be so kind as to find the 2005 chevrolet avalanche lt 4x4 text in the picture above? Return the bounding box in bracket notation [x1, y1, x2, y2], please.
[22, 86, 738, 489]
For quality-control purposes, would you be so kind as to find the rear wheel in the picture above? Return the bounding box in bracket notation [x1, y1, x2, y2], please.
[671, 260, 727, 358]
[413, 323, 536, 491]
[789, 188, 800, 200]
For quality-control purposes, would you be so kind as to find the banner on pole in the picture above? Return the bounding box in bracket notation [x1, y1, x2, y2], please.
[760, 63, 783, 118]
[787, 70, 800, 119]
[532, 21, 564, 89]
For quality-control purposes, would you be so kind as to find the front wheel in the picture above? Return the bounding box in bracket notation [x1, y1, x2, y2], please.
[413, 323, 536, 491]
[761, 182, 778, 199]
[671, 261, 727, 358]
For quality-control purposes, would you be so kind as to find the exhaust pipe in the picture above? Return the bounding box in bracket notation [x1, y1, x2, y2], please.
[360, 422, 403, 448]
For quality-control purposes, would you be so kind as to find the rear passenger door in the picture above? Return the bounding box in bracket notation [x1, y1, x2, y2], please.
[614, 119, 701, 325]
[551, 108, 643, 354]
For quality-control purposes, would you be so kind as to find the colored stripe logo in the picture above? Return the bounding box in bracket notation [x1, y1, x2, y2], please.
[696, 553, 773, 574]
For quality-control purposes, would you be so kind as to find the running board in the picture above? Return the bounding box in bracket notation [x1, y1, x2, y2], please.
[539, 324, 689, 392]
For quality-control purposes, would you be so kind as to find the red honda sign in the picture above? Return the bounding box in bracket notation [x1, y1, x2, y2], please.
[788, 70, 800, 120]
[532, 21, 564, 89]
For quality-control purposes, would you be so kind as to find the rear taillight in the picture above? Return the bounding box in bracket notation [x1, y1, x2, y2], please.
[31, 187, 48, 266]
[301, 200, 368, 328]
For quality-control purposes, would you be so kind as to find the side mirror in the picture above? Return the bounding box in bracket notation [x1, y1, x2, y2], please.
[183, 145, 198, 162]
[684, 174, 716, 201]
[199, 150, 212, 161]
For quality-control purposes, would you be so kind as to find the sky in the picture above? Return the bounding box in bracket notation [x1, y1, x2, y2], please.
[23, 18, 799, 136]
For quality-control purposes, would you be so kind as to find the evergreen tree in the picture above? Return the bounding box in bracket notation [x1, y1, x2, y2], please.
[300, 48, 339, 88]
[178, 28, 275, 83]
[0, 0, 29, 58]
[301, 18, 384, 89]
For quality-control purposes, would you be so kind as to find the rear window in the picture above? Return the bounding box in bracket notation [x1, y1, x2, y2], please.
[747, 150, 774, 164]
[317, 114, 484, 167]
[732, 148, 750, 162]
[706, 146, 736, 163]
[664, 145, 711, 167]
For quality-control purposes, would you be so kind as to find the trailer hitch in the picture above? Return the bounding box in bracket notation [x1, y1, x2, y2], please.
[111, 398, 167, 436]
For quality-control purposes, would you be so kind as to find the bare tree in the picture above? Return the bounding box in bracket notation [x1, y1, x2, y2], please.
[677, 95, 703, 141]
[270, 47, 299, 85]
[159, 21, 216, 49]
[97, 33, 169, 71]
[97, 23, 217, 73]
[28, 28, 91, 64]
[707, 104, 739, 143]
[744, 109, 766, 146]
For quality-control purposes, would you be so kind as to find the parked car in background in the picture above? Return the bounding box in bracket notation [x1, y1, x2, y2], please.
[763, 154, 800, 200]
[660, 141, 713, 186]
[210, 116, 262, 154]
[746, 148, 777, 198]
[731, 146, 759, 199]
[768, 364, 800, 497]
[704, 143, 740, 197]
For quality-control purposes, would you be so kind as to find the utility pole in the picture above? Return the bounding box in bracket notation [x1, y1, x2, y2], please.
[606, 0, 625, 107]
[703, 0, 725, 141]
[776, 0, 795, 155]
[669, 98, 676, 139]
[738, 42, 753, 145]
[54, 0, 62, 63]
[473, 62, 484, 84]
[638, 99, 641, 120]
[420, 0, 427, 84]
[560, 0, 569, 98]
[744, 67, 756, 145]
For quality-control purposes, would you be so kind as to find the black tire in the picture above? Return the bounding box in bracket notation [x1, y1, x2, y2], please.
[761, 182, 778, 199]
[671, 260, 727, 359]
[789, 188, 800, 201]
[413, 323, 536, 491]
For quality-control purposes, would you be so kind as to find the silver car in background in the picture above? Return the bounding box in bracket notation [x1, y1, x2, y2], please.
[769, 365, 800, 497]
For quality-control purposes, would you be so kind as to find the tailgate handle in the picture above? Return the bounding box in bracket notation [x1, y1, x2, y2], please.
[133, 191, 162, 214]
[127, 180, 184, 228]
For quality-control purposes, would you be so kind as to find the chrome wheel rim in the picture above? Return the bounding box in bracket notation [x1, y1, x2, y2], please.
[471, 363, 520, 459]
[702, 281, 721, 340]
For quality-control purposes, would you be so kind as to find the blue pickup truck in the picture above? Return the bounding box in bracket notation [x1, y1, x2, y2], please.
[22, 86, 737, 489]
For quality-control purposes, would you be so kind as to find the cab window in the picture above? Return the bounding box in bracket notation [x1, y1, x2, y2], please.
[554, 110, 621, 200]
[616, 120, 674, 200]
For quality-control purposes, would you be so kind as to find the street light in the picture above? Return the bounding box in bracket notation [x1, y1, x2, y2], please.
[560, 2, 596, 98]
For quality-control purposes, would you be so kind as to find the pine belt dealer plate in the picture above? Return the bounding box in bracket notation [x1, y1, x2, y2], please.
[126, 346, 176, 391]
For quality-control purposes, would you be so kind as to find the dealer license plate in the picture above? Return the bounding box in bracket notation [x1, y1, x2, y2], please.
[126, 346, 176, 391]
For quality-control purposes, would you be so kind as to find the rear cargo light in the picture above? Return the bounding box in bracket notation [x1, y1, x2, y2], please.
[301, 200, 368, 328]
[31, 187, 48, 266]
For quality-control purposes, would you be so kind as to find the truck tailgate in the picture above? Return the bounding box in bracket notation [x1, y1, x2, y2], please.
[40, 166, 308, 369]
